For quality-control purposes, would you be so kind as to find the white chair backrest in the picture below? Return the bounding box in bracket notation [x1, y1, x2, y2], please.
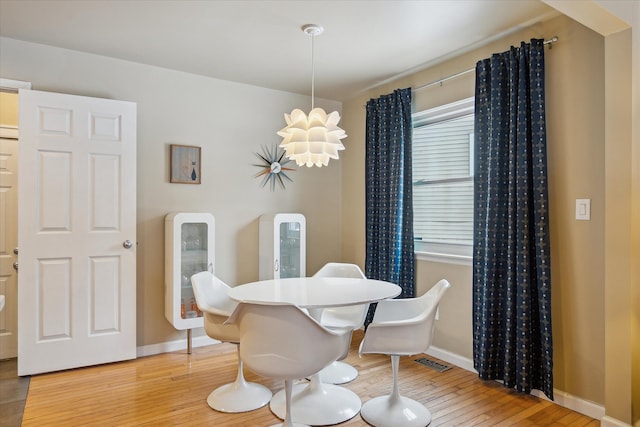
[419, 279, 451, 347]
[191, 271, 237, 316]
[313, 262, 368, 329]
[313, 262, 366, 279]
[360, 279, 451, 356]
[226, 302, 350, 380]
[191, 271, 240, 342]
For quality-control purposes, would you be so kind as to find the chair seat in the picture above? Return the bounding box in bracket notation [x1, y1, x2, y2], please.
[321, 306, 366, 329]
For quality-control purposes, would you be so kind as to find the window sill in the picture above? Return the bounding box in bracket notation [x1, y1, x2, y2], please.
[415, 251, 472, 266]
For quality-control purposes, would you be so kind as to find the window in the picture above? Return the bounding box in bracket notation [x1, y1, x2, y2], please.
[412, 97, 474, 262]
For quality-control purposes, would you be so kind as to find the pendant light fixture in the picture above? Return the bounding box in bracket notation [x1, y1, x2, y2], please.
[278, 24, 346, 168]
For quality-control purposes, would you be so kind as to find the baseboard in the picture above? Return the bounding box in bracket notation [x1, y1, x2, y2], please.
[425, 345, 607, 422]
[426, 345, 477, 373]
[136, 335, 220, 358]
[600, 416, 632, 427]
[531, 388, 605, 421]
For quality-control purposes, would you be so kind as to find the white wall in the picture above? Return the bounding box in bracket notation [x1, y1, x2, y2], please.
[0, 36, 344, 347]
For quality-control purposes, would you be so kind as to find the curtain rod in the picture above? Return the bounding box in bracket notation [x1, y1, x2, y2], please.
[413, 36, 558, 92]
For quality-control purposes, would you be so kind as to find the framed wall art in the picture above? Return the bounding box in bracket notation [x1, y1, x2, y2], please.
[170, 144, 201, 184]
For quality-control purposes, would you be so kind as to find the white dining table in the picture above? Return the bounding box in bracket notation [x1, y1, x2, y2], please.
[228, 276, 401, 426]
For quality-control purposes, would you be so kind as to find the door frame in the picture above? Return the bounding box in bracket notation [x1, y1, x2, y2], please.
[0, 78, 30, 360]
[0, 79, 31, 92]
[0, 125, 18, 139]
[0, 124, 18, 359]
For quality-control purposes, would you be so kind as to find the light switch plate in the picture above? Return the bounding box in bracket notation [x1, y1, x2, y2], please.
[576, 199, 591, 220]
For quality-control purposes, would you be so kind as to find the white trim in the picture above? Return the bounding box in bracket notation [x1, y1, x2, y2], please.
[469, 133, 475, 176]
[416, 251, 472, 265]
[0, 125, 18, 139]
[600, 416, 632, 427]
[414, 242, 473, 265]
[0, 78, 31, 91]
[531, 388, 605, 421]
[426, 345, 476, 373]
[136, 334, 220, 358]
[412, 96, 474, 126]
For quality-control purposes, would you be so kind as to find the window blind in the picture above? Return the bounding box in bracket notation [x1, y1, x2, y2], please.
[412, 103, 474, 249]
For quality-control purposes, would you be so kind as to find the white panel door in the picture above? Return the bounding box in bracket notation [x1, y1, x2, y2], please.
[18, 89, 137, 376]
[0, 126, 19, 359]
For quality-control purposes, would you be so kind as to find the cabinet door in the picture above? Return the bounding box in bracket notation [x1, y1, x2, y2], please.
[278, 219, 303, 278]
[165, 213, 214, 330]
[179, 221, 212, 316]
[259, 213, 305, 280]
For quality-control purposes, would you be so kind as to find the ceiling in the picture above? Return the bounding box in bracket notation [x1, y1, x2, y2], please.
[0, 0, 559, 101]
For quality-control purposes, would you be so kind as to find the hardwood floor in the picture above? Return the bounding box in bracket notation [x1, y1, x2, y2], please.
[20, 330, 598, 426]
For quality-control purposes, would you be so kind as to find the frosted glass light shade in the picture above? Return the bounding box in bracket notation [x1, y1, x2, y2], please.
[278, 108, 346, 167]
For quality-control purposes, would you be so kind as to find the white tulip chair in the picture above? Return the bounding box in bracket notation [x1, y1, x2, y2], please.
[358, 279, 451, 427]
[227, 302, 352, 427]
[313, 262, 368, 384]
[191, 271, 272, 413]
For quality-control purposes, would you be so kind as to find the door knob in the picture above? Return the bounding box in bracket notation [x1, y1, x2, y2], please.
[123, 240, 134, 249]
[13, 247, 18, 255]
[13, 262, 18, 271]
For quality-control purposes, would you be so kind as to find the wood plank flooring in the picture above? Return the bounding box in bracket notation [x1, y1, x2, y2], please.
[21, 330, 598, 426]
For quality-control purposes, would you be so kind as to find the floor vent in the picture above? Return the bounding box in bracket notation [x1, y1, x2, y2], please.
[414, 357, 452, 372]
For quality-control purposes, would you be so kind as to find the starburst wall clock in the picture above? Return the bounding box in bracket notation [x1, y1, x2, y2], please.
[253, 144, 295, 191]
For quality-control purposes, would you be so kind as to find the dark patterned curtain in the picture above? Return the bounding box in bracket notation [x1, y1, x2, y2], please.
[473, 39, 553, 399]
[364, 88, 414, 326]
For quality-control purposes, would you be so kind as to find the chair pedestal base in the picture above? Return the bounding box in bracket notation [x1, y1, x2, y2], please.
[360, 395, 431, 427]
[268, 423, 308, 427]
[207, 381, 272, 413]
[317, 360, 358, 384]
[270, 380, 360, 426]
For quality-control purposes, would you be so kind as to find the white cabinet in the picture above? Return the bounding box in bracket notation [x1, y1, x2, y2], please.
[259, 213, 306, 280]
[165, 212, 215, 330]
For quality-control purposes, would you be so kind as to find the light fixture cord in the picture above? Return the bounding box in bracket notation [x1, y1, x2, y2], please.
[310, 31, 315, 110]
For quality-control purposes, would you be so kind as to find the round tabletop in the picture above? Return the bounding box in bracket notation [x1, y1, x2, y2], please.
[228, 277, 401, 309]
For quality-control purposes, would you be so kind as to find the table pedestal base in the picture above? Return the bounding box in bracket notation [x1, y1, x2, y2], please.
[270, 381, 361, 426]
[317, 360, 358, 384]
